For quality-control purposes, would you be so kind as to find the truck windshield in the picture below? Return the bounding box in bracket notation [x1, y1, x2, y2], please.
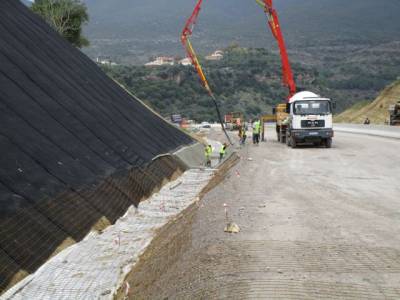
[293, 100, 331, 115]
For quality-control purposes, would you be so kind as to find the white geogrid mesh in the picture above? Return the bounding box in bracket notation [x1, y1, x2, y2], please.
[2, 169, 214, 300]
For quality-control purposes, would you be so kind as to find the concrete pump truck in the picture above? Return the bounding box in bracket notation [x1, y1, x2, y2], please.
[181, 0, 335, 148]
[280, 92, 334, 148]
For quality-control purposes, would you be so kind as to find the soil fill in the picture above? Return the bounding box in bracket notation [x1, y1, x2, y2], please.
[119, 128, 400, 299]
[117, 152, 239, 300]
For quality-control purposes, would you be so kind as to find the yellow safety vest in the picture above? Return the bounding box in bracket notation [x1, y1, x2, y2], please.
[254, 121, 261, 134]
[205, 146, 212, 157]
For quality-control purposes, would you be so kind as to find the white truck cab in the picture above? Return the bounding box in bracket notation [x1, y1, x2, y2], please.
[287, 91, 334, 148]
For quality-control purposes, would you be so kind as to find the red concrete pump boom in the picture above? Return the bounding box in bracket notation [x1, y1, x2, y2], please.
[256, 0, 296, 99]
[180, 0, 296, 144]
[181, 0, 233, 145]
[180, 0, 212, 95]
[181, 0, 297, 101]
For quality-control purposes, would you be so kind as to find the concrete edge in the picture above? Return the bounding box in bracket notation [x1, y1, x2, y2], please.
[173, 141, 237, 170]
[334, 126, 400, 140]
[172, 142, 205, 169]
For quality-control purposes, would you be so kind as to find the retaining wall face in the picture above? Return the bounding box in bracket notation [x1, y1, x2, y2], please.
[0, 156, 188, 293]
[174, 143, 205, 168]
[0, 0, 193, 293]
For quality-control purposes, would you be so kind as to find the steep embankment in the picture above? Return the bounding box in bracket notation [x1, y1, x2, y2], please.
[0, 0, 193, 294]
[335, 80, 400, 124]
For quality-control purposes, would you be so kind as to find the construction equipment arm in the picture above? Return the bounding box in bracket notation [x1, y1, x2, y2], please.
[256, 0, 296, 99]
[181, 0, 213, 96]
[181, 0, 233, 145]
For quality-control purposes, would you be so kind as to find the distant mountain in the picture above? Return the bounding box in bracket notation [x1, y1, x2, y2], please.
[82, 0, 400, 63]
[82, 0, 400, 115]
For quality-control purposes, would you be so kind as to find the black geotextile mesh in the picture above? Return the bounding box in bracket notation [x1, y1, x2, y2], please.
[0, 155, 188, 293]
[0, 0, 193, 293]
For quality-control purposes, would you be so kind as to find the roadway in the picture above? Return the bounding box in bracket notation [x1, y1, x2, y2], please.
[134, 127, 400, 299]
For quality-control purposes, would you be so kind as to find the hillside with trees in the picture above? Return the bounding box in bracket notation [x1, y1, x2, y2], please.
[31, 0, 89, 48]
[79, 0, 400, 115]
[102, 47, 400, 121]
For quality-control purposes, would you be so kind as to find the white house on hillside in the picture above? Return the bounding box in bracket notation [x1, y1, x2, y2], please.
[96, 56, 116, 66]
[178, 57, 192, 66]
[145, 57, 175, 66]
[205, 50, 224, 61]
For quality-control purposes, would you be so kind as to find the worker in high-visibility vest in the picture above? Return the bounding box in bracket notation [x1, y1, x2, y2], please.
[219, 143, 227, 162]
[205, 144, 212, 167]
[252, 119, 261, 145]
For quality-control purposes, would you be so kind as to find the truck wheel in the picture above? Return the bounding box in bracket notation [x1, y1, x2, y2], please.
[281, 134, 286, 144]
[325, 138, 332, 148]
[291, 136, 297, 148]
[286, 132, 290, 146]
[277, 132, 281, 142]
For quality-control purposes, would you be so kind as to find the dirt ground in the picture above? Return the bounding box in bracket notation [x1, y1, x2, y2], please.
[128, 127, 400, 299]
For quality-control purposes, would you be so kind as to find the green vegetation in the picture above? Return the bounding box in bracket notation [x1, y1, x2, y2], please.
[80, 0, 400, 115]
[103, 47, 301, 121]
[102, 47, 400, 121]
[32, 0, 89, 48]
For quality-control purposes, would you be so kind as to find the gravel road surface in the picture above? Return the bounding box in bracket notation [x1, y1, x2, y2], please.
[134, 128, 400, 299]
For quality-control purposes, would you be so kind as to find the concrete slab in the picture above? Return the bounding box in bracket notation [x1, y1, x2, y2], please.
[173, 142, 205, 168]
[173, 140, 234, 169]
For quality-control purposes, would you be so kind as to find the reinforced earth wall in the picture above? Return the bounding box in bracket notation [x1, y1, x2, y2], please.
[0, 0, 193, 293]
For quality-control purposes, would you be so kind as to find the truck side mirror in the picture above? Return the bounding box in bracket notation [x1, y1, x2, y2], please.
[286, 103, 290, 113]
[272, 108, 276, 114]
[332, 101, 336, 110]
